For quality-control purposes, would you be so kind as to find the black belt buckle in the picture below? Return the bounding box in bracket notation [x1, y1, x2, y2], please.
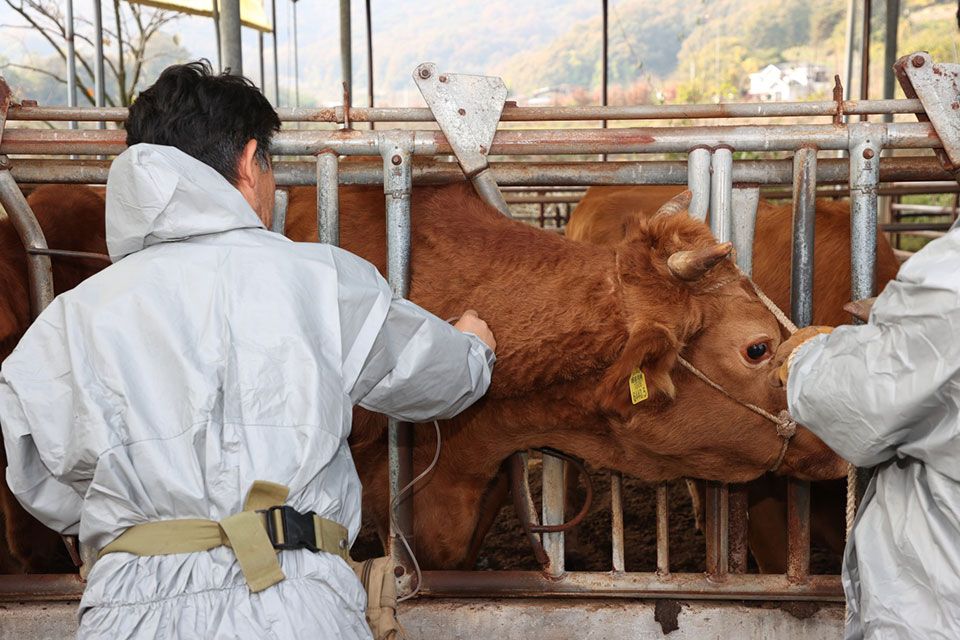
[261, 505, 319, 552]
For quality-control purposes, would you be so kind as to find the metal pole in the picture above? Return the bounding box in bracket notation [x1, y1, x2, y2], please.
[293, 0, 300, 107]
[860, 0, 872, 115]
[542, 453, 565, 578]
[843, 0, 857, 102]
[687, 147, 711, 221]
[219, 0, 243, 75]
[340, 0, 352, 108]
[212, 0, 223, 73]
[0, 164, 54, 316]
[259, 32, 266, 92]
[92, 0, 105, 130]
[271, 0, 280, 105]
[602, 0, 608, 129]
[379, 131, 416, 595]
[365, 0, 374, 126]
[710, 147, 733, 242]
[65, 0, 77, 130]
[271, 189, 288, 234]
[791, 147, 818, 328]
[316, 151, 339, 245]
[882, 0, 900, 121]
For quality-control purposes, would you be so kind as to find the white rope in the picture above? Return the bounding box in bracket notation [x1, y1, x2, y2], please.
[391, 420, 442, 603]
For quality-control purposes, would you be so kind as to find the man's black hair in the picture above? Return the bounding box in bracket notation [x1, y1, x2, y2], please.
[125, 60, 280, 184]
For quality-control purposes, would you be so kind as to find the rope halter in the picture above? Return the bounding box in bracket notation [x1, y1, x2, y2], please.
[677, 263, 800, 473]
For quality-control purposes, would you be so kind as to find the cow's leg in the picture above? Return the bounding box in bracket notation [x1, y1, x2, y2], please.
[746, 475, 788, 574]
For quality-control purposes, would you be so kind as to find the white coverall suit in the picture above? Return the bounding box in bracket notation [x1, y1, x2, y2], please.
[787, 217, 960, 639]
[0, 144, 495, 638]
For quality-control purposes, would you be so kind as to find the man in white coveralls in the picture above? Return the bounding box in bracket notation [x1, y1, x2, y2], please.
[0, 61, 496, 638]
[772, 215, 960, 639]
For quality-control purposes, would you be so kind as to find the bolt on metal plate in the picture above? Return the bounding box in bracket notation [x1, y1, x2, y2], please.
[413, 62, 507, 177]
[896, 51, 960, 175]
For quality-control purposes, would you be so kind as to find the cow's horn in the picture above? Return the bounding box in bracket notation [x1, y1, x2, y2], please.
[653, 189, 693, 218]
[667, 242, 734, 281]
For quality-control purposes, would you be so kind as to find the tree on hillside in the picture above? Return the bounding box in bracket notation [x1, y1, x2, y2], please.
[1, 0, 183, 107]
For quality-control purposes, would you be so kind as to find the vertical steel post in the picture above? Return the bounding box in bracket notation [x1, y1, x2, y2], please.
[882, 0, 900, 121]
[849, 125, 883, 302]
[219, 0, 243, 75]
[704, 480, 728, 578]
[271, 189, 289, 235]
[848, 123, 883, 533]
[293, 0, 300, 107]
[601, 0, 608, 131]
[65, 0, 77, 130]
[212, 0, 222, 72]
[656, 483, 670, 575]
[271, 0, 280, 105]
[710, 147, 733, 242]
[379, 132, 416, 595]
[259, 32, 266, 92]
[542, 453, 565, 578]
[316, 151, 340, 245]
[791, 147, 818, 328]
[843, 0, 857, 102]
[687, 147, 711, 222]
[93, 0, 105, 130]
[860, 0, 872, 113]
[0, 164, 54, 316]
[365, 0, 374, 128]
[610, 471, 625, 573]
[340, 0, 353, 108]
[788, 146, 818, 583]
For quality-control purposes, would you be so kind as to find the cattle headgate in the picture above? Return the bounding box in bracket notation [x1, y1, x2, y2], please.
[1, 52, 959, 638]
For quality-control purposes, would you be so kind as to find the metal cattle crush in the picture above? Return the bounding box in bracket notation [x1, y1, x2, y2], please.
[1, 51, 959, 635]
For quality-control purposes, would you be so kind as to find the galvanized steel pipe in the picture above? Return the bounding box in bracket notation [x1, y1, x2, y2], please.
[687, 148, 711, 221]
[710, 148, 733, 242]
[791, 147, 819, 328]
[542, 453, 566, 578]
[316, 151, 340, 244]
[0, 166, 54, 317]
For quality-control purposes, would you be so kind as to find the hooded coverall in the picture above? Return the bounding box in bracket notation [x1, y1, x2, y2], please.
[0, 143, 495, 638]
[787, 218, 960, 639]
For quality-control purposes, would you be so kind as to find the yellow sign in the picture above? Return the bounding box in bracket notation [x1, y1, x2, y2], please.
[629, 368, 648, 405]
[127, 0, 272, 32]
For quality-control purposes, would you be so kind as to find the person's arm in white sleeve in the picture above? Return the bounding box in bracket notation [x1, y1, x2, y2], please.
[350, 297, 495, 422]
[328, 248, 495, 422]
[786, 229, 960, 470]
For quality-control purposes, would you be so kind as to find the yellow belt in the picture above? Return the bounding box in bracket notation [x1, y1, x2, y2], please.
[99, 481, 349, 593]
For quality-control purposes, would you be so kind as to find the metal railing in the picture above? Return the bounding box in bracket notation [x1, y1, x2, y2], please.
[1, 62, 957, 606]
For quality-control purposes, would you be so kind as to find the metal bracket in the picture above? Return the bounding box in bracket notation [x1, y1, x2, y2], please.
[895, 51, 960, 182]
[413, 62, 512, 216]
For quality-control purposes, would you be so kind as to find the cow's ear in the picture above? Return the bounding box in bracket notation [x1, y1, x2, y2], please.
[599, 323, 679, 415]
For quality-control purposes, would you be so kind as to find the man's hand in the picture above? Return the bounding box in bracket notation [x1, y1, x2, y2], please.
[769, 325, 834, 388]
[843, 296, 878, 323]
[454, 309, 497, 352]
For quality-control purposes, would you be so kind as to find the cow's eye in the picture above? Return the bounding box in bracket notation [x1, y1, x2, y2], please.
[746, 342, 768, 361]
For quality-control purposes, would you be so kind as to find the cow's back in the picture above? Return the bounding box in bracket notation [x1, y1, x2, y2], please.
[566, 185, 686, 245]
[751, 199, 900, 325]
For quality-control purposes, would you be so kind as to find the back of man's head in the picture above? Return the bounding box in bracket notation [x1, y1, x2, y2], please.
[125, 61, 280, 185]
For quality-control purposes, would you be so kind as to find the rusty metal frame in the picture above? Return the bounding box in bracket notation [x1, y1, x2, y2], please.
[0, 57, 955, 605]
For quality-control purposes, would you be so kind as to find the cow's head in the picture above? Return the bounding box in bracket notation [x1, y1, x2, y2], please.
[598, 191, 847, 484]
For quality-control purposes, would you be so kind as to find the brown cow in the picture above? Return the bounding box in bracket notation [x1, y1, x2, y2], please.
[286, 183, 848, 569]
[567, 184, 901, 573]
[0, 184, 108, 573]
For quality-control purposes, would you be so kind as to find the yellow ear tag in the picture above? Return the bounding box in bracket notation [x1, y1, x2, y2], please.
[629, 368, 648, 404]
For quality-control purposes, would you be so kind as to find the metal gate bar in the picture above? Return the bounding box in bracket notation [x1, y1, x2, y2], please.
[8, 157, 950, 187]
[5, 98, 927, 124]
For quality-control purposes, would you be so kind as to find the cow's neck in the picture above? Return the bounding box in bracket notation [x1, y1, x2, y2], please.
[410, 208, 628, 397]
